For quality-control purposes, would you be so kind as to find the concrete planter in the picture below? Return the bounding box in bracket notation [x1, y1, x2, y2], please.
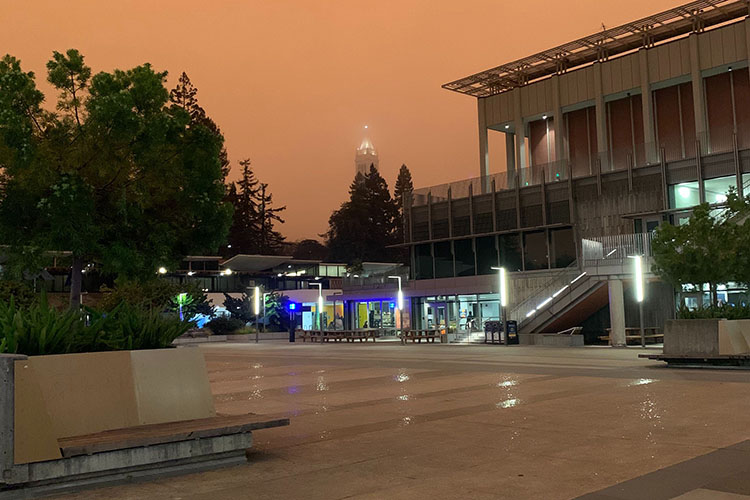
[12, 348, 214, 465]
[664, 319, 750, 356]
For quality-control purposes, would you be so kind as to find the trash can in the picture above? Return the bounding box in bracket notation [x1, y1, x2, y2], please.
[505, 320, 519, 345]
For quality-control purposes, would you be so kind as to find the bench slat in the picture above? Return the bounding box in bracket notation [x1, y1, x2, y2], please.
[58, 414, 290, 458]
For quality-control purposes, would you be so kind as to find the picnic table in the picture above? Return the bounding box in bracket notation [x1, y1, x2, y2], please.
[399, 329, 441, 344]
[296, 329, 381, 343]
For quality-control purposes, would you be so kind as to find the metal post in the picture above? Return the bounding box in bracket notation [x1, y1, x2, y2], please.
[1, 354, 27, 479]
[639, 300, 645, 348]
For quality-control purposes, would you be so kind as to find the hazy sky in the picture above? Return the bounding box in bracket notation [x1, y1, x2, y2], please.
[1, 0, 682, 240]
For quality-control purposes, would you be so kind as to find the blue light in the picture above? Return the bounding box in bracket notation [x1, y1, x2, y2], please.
[289, 303, 297, 311]
[389, 302, 395, 309]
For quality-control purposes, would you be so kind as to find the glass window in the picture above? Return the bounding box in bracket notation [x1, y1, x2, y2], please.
[550, 228, 576, 268]
[499, 234, 522, 272]
[668, 181, 700, 209]
[414, 244, 433, 279]
[476, 236, 498, 275]
[434, 241, 453, 278]
[523, 231, 548, 271]
[454, 239, 475, 277]
[704, 176, 736, 204]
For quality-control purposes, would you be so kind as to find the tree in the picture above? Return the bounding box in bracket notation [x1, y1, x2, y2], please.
[292, 239, 328, 260]
[394, 164, 414, 242]
[652, 199, 740, 306]
[0, 50, 233, 308]
[169, 72, 230, 180]
[224, 159, 286, 255]
[326, 165, 399, 264]
[258, 182, 286, 254]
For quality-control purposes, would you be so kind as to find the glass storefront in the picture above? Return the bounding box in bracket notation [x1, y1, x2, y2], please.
[350, 300, 397, 329]
[414, 294, 501, 333]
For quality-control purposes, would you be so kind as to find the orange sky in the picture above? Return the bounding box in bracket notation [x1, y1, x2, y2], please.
[1, 0, 683, 240]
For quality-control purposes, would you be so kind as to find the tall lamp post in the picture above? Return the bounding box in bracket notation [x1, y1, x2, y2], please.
[491, 266, 508, 341]
[254, 286, 261, 343]
[310, 282, 323, 332]
[630, 255, 645, 347]
[388, 275, 404, 335]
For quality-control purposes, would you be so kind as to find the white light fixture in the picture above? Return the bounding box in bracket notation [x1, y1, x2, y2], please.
[187, 271, 195, 276]
[631, 255, 644, 303]
[254, 286, 260, 316]
[491, 267, 508, 307]
[542, 115, 547, 120]
[388, 276, 404, 311]
[537, 296, 553, 309]
[504, 124, 510, 130]
[158, 267, 167, 275]
[571, 272, 587, 284]
[678, 186, 691, 198]
[227, 244, 232, 248]
[223, 268, 233, 276]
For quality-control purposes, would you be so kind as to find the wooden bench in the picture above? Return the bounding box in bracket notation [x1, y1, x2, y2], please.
[297, 329, 380, 343]
[399, 329, 441, 344]
[58, 414, 289, 458]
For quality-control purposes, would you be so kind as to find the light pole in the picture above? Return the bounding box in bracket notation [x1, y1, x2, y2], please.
[630, 255, 645, 347]
[254, 286, 261, 344]
[491, 267, 508, 342]
[388, 275, 404, 335]
[310, 282, 323, 332]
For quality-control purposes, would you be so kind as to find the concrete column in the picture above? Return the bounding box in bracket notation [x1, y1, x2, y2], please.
[608, 279, 626, 347]
[512, 88, 526, 177]
[551, 75, 564, 164]
[506, 132, 516, 187]
[746, 18, 750, 99]
[1, 354, 27, 478]
[478, 98, 490, 181]
[593, 62, 608, 171]
[639, 48, 657, 164]
[689, 33, 707, 141]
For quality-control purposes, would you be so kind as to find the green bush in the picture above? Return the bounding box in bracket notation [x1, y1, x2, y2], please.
[0, 280, 36, 308]
[205, 316, 245, 335]
[677, 303, 750, 320]
[0, 294, 192, 356]
[100, 279, 213, 319]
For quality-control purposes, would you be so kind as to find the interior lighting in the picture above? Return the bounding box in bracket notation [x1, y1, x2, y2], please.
[716, 194, 727, 203]
[678, 186, 691, 198]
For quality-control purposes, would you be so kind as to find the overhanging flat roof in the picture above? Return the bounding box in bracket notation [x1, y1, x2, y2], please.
[221, 255, 294, 273]
[443, 0, 748, 98]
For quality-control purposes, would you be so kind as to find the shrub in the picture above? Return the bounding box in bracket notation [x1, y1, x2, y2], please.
[205, 316, 245, 335]
[0, 280, 37, 308]
[100, 279, 214, 319]
[677, 303, 750, 320]
[0, 294, 192, 356]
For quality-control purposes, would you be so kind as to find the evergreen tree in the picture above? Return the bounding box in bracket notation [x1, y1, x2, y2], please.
[326, 166, 399, 264]
[258, 182, 286, 254]
[169, 72, 230, 180]
[224, 159, 286, 255]
[393, 164, 414, 244]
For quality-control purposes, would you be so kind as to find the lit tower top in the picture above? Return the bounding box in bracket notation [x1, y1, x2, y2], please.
[355, 126, 378, 177]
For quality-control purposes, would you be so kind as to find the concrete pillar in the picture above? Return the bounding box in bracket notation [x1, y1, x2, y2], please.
[506, 132, 516, 187]
[746, 18, 750, 99]
[551, 75, 564, 164]
[608, 279, 626, 347]
[593, 62, 608, 171]
[689, 33, 707, 141]
[512, 88, 526, 175]
[478, 98, 490, 181]
[1, 354, 27, 479]
[639, 48, 657, 164]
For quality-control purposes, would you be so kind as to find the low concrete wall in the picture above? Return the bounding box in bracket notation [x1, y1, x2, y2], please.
[664, 319, 721, 356]
[519, 333, 536, 345]
[538, 334, 585, 347]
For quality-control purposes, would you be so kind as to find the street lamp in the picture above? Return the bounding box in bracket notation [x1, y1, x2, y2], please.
[254, 286, 260, 344]
[491, 266, 508, 340]
[388, 275, 404, 334]
[630, 255, 646, 347]
[310, 281, 323, 332]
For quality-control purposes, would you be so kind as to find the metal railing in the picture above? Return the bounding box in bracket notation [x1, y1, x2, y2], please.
[582, 232, 655, 262]
[341, 265, 409, 290]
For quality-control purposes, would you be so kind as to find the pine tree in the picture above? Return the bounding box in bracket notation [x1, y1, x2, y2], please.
[225, 159, 261, 255]
[394, 164, 414, 243]
[258, 182, 286, 254]
[326, 166, 399, 263]
[169, 72, 230, 180]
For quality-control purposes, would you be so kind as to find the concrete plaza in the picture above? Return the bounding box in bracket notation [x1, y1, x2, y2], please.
[53, 343, 750, 499]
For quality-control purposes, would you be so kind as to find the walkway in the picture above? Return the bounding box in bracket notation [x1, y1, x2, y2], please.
[51, 343, 750, 499]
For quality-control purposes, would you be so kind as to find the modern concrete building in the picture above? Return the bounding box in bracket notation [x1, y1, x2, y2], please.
[337, 0, 750, 345]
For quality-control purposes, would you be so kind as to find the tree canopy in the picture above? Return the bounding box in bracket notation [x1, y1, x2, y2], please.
[325, 165, 400, 264]
[0, 50, 233, 306]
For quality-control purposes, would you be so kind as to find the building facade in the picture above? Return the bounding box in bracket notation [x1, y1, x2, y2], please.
[338, 0, 750, 344]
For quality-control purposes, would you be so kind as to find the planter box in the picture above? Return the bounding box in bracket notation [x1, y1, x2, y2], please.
[664, 319, 750, 356]
[14, 348, 214, 465]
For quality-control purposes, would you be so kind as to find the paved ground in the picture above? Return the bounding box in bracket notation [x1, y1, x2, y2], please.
[52, 343, 750, 499]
